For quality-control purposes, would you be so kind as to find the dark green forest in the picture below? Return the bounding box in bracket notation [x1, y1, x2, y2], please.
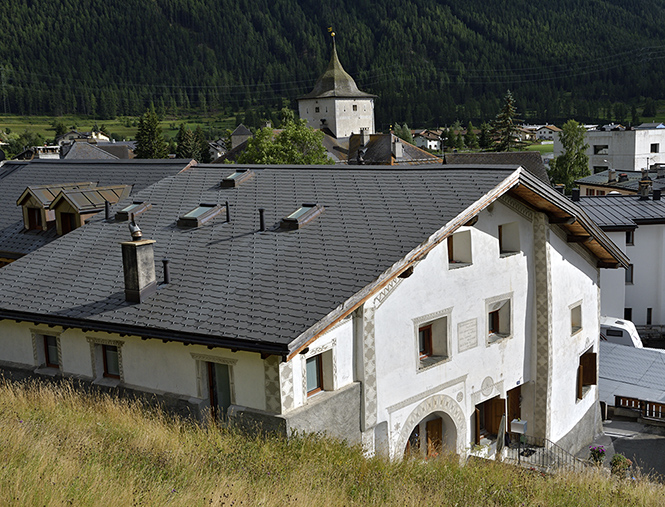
[4, 0, 665, 127]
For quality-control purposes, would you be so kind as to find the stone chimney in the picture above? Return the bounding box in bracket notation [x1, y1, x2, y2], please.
[121, 218, 157, 303]
[607, 169, 616, 183]
[392, 138, 403, 159]
[360, 127, 370, 147]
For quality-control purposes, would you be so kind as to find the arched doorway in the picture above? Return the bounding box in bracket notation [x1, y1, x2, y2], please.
[395, 394, 466, 459]
[404, 412, 457, 458]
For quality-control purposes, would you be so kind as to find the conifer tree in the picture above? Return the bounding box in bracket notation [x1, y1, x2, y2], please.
[464, 121, 479, 149]
[134, 107, 168, 159]
[175, 123, 195, 159]
[491, 90, 523, 152]
[194, 126, 211, 163]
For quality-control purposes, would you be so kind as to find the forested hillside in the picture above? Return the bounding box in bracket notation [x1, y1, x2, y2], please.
[3, 0, 665, 127]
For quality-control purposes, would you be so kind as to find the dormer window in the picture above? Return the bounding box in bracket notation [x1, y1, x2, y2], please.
[280, 203, 324, 230]
[115, 202, 151, 221]
[221, 169, 254, 188]
[26, 207, 43, 230]
[177, 203, 224, 228]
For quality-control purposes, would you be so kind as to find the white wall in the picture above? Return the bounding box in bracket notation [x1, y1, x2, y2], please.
[547, 232, 600, 443]
[370, 200, 536, 456]
[599, 231, 627, 318]
[0, 322, 269, 410]
[298, 98, 374, 138]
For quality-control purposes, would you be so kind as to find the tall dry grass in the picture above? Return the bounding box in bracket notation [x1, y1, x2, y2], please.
[0, 377, 663, 506]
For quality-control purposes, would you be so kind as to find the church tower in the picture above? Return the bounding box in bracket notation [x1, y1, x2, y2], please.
[298, 37, 376, 139]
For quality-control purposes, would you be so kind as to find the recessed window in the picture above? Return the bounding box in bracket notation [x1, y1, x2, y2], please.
[221, 169, 254, 188]
[60, 212, 77, 235]
[304, 349, 333, 398]
[353, 105, 358, 112]
[626, 230, 634, 245]
[417, 316, 450, 369]
[315, 107, 320, 113]
[44, 335, 59, 368]
[487, 297, 511, 343]
[447, 230, 472, 268]
[87, 338, 123, 384]
[577, 348, 597, 400]
[651, 143, 660, 153]
[624, 308, 633, 321]
[27, 207, 42, 230]
[281, 203, 324, 230]
[593, 145, 609, 155]
[625, 264, 634, 284]
[115, 202, 151, 221]
[103, 345, 120, 379]
[647, 308, 653, 325]
[498, 222, 520, 255]
[177, 203, 224, 228]
[306, 355, 323, 395]
[571, 303, 582, 335]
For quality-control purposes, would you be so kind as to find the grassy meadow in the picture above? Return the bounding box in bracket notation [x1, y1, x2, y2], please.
[0, 377, 663, 506]
[0, 114, 237, 143]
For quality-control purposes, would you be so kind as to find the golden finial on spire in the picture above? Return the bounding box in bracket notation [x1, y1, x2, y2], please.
[328, 26, 335, 38]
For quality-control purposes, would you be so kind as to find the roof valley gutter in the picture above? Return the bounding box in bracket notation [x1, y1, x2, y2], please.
[286, 167, 525, 361]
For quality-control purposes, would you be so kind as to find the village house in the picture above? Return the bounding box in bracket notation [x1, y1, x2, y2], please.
[574, 190, 665, 341]
[0, 163, 626, 460]
[555, 123, 665, 175]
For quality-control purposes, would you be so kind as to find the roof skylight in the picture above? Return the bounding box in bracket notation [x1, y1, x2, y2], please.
[221, 169, 254, 188]
[281, 203, 324, 230]
[177, 203, 225, 228]
[115, 201, 152, 221]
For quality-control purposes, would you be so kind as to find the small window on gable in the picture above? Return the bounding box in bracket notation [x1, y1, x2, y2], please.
[577, 348, 597, 400]
[281, 203, 324, 230]
[115, 201, 151, 221]
[447, 230, 472, 268]
[417, 316, 449, 370]
[626, 230, 634, 245]
[177, 203, 224, 228]
[571, 303, 582, 335]
[221, 169, 254, 188]
[487, 296, 511, 343]
[498, 222, 520, 255]
[353, 104, 358, 111]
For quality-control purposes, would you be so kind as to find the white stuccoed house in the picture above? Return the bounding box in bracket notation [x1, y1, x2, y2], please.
[0, 163, 626, 460]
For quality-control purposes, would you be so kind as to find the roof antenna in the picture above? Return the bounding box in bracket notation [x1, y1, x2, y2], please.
[128, 213, 142, 241]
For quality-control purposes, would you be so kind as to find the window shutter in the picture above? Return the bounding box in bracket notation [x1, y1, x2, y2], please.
[474, 407, 481, 445]
[577, 364, 584, 400]
[582, 352, 597, 386]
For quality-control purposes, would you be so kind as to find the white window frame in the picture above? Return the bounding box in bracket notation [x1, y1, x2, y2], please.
[413, 307, 453, 371]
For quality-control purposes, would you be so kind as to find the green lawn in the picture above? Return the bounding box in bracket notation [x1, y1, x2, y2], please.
[526, 143, 554, 154]
[0, 113, 237, 142]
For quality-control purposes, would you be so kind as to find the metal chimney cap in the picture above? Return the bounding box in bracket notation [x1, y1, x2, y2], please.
[128, 213, 142, 241]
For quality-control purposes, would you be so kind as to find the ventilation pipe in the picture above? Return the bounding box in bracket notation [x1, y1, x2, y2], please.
[259, 208, 265, 232]
[105, 200, 111, 220]
[162, 259, 170, 284]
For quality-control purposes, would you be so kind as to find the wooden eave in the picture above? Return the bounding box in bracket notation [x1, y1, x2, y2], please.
[507, 171, 629, 269]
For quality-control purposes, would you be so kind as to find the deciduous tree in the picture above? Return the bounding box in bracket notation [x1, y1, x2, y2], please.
[548, 119, 589, 193]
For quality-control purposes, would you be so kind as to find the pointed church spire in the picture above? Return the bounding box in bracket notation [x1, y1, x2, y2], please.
[299, 34, 376, 100]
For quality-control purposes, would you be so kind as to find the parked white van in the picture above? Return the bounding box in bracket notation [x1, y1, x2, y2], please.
[600, 316, 644, 348]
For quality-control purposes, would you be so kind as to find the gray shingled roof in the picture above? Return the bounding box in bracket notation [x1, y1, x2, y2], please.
[347, 134, 441, 165]
[0, 159, 194, 258]
[445, 152, 550, 184]
[299, 42, 376, 100]
[62, 142, 119, 160]
[599, 342, 665, 404]
[575, 194, 665, 229]
[576, 169, 665, 193]
[0, 164, 522, 353]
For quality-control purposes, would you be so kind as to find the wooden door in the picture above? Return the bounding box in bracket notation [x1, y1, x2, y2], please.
[507, 386, 521, 424]
[426, 418, 443, 457]
[485, 397, 505, 435]
[208, 362, 232, 421]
